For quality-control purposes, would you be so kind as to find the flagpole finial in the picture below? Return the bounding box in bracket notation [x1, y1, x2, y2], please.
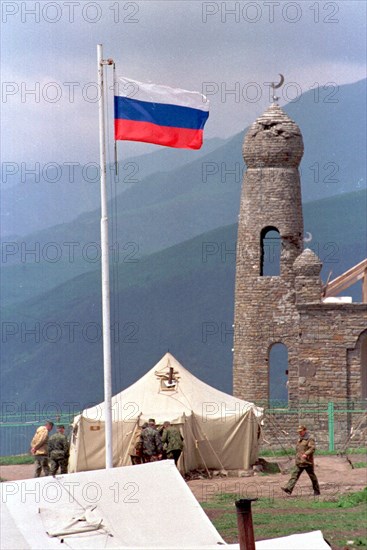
[101, 57, 114, 66]
[270, 74, 285, 104]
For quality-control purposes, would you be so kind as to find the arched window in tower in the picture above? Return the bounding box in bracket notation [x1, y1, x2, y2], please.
[260, 227, 281, 276]
[269, 343, 288, 407]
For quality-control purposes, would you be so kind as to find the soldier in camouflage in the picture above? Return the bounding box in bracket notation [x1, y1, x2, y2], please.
[282, 425, 320, 496]
[162, 421, 184, 466]
[130, 422, 148, 465]
[48, 425, 69, 475]
[140, 419, 163, 463]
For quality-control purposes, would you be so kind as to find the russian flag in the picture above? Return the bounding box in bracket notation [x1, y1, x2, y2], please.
[114, 77, 209, 150]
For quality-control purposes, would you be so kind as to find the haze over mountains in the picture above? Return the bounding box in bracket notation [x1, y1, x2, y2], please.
[2, 79, 365, 240]
[1, 80, 366, 414]
[1, 188, 366, 409]
[2, 80, 366, 306]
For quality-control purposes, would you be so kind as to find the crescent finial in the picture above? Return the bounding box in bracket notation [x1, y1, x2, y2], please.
[273, 74, 285, 89]
[270, 74, 285, 103]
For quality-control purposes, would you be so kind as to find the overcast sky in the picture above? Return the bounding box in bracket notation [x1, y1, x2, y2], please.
[1, 0, 366, 165]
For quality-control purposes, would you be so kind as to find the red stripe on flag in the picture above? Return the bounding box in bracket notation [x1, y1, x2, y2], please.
[114, 119, 204, 150]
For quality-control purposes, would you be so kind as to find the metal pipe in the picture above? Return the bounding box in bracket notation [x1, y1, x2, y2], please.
[168, 366, 173, 384]
[235, 498, 257, 550]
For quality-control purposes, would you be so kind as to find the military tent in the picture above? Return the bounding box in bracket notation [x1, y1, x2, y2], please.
[69, 353, 262, 473]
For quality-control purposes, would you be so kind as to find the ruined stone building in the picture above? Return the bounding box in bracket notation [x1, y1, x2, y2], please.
[233, 103, 367, 448]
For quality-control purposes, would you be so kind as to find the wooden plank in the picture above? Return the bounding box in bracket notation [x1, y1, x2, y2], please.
[323, 259, 367, 299]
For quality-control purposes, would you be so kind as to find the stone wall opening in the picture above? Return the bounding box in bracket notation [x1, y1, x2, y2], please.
[269, 342, 288, 407]
[260, 226, 281, 276]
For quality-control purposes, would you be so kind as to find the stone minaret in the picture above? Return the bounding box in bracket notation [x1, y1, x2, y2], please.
[233, 104, 304, 405]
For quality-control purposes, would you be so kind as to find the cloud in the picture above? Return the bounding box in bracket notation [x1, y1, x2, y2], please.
[1, 0, 366, 163]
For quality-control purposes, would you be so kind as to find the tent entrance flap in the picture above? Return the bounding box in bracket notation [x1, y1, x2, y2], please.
[191, 412, 226, 472]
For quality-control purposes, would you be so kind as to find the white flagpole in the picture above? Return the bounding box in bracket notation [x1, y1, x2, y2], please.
[97, 43, 113, 469]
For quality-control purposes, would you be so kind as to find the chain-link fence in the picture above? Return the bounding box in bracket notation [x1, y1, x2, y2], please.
[0, 412, 77, 456]
[260, 400, 367, 452]
[0, 402, 366, 456]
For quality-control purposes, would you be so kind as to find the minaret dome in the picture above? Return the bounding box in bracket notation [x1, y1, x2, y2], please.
[243, 104, 304, 168]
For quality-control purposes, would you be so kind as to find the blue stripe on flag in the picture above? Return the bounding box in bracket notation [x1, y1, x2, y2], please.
[114, 96, 209, 130]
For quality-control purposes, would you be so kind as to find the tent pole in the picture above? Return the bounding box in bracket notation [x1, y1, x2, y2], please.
[121, 415, 142, 466]
[97, 43, 114, 469]
[192, 413, 226, 471]
[189, 413, 211, 478]
[202, 433, 226, 471]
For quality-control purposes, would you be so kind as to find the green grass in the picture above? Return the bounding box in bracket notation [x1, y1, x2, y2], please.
[336, 489, 367, 508]
[259, 448, 294, 457]
[0, 454, 33, 465]
[260, 447, 367, 457]
[353, 462, 367, 469]
[201, 489, 367, 547]
[350, 537, 367, 547]
[318, 448, 367, 456]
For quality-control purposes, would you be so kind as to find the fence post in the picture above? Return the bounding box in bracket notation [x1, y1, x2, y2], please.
[328, 401, 335, 451]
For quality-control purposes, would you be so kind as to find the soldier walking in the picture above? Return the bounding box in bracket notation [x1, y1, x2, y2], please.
[161, 421, 184, 466]
[140, 419, 163, 463]
[30, 421, 54, 477]
[48, 425, 69, 475]
[282, 424, 320, 496]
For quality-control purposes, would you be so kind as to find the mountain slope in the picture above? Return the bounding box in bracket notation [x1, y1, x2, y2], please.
[2, 79, 365, 243]
[1, 137, 226, 238]
[2, 80, 366, 310]
[1, 189, 365, 409]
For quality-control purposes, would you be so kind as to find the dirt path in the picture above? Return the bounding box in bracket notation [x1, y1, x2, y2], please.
[1, 455, 366, 496]
[187, 455, 367, 502]
[0, 463, 34, 481]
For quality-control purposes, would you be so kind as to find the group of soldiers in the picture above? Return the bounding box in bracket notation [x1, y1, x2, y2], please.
[30, 419, 320, 496]
[30, 421, 69, 477]
[31, 418, 184, 476]
[131, 418, 184, 466]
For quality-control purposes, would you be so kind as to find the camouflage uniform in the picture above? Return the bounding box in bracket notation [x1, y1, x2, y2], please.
[48, 432, 69, 475]
[30, 426, 50, 477]
[162, 426, 184, 466]
[284, 430, 320, 495]
[130, 427, 143, 465]
[140, 426, 163, 462]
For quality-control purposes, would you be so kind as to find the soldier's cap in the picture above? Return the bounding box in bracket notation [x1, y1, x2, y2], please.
[297, 425, 307, 432]
[148, 418, 155, 423]
[57, 425, 65, 429]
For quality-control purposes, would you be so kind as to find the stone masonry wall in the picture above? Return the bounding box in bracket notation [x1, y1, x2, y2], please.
[296, 304, 367, 402]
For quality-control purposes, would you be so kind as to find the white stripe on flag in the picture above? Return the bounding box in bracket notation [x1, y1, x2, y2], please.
[115, 76, 209, 111]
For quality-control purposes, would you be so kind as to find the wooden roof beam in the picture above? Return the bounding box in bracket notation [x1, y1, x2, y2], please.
[323, 258, 367, 302]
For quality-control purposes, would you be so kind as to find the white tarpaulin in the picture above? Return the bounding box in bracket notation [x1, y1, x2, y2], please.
[1, 461, 331, 550]
[69, 353, 263, 473]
